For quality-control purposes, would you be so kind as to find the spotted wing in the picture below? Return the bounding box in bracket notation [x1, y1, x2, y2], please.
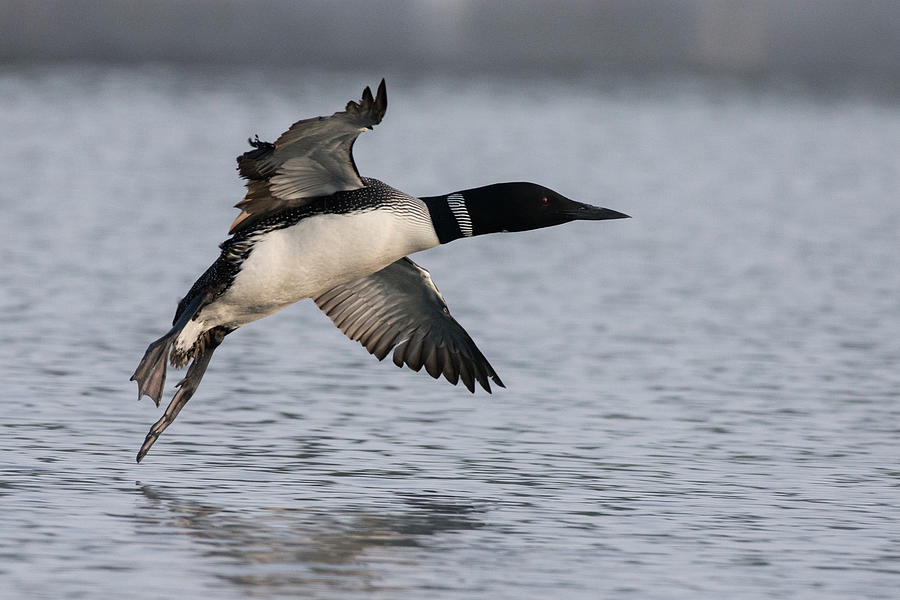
[229, 79, 387, 234]
[314, 257, 504, 393]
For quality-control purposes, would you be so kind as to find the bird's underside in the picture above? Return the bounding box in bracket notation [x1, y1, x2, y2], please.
[131, 255, 504, 462]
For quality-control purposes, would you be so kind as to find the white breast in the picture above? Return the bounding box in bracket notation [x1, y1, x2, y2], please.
[200, 207, 440, 329]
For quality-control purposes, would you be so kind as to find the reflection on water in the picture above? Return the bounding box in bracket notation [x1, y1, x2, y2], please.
[2, 64, 900, 599]
[133, 484, 485, 595]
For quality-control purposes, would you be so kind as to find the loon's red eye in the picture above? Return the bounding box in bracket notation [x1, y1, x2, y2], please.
[540, 196, 549, 206]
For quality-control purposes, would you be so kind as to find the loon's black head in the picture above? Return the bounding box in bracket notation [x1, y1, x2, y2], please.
[422, 182, 628, 244]
[462, 182, 629, 234]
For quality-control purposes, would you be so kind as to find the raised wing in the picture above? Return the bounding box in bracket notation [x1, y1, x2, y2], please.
[230, 79, 387, 234]
[314, 258, 505, 393]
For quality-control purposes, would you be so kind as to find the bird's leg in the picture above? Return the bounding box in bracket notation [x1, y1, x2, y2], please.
[136, 327, 228, 462]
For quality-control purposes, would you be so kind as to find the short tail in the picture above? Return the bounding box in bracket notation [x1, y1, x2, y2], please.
[131, 294, 226, 462]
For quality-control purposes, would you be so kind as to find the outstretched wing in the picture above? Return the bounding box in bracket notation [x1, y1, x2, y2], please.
[230, 79, 387, 234]
[314, 258, 505, 393]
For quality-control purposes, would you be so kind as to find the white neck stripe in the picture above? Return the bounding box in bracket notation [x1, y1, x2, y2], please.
[447, 193, 473, 237]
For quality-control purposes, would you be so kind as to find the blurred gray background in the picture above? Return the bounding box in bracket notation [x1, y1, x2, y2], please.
[3, 0, 900, 86]
[4, 2, 900, 600]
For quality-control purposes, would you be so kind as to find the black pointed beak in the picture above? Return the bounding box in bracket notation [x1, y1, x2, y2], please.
[563, 201, 630, 221]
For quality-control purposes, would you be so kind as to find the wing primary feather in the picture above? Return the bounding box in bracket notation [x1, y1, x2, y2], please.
[440, 347, 459, 385]
[404, 333, 426, 372]
[374, 79, 387, 119]
[490, 368, 506, 389]
[372, 330, 401, 360]
[457, 359, 476, 394]
[392, 339, 409, 368]
[423, 345, 442, 379]
[475, 364, 492, 394]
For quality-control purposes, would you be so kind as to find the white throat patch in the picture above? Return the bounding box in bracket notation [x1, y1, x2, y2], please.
[447, 193, 473, 237]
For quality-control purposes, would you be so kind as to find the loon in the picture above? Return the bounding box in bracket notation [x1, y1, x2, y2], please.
[131, 80, 629, 462]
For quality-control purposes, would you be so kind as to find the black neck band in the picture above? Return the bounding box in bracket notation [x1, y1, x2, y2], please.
[423, 196, 464, 244]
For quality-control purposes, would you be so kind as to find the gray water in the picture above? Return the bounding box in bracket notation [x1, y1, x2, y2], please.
[1, 64, 899, 599]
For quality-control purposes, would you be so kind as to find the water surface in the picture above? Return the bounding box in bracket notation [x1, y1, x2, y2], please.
[1, 65, 899, 599]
